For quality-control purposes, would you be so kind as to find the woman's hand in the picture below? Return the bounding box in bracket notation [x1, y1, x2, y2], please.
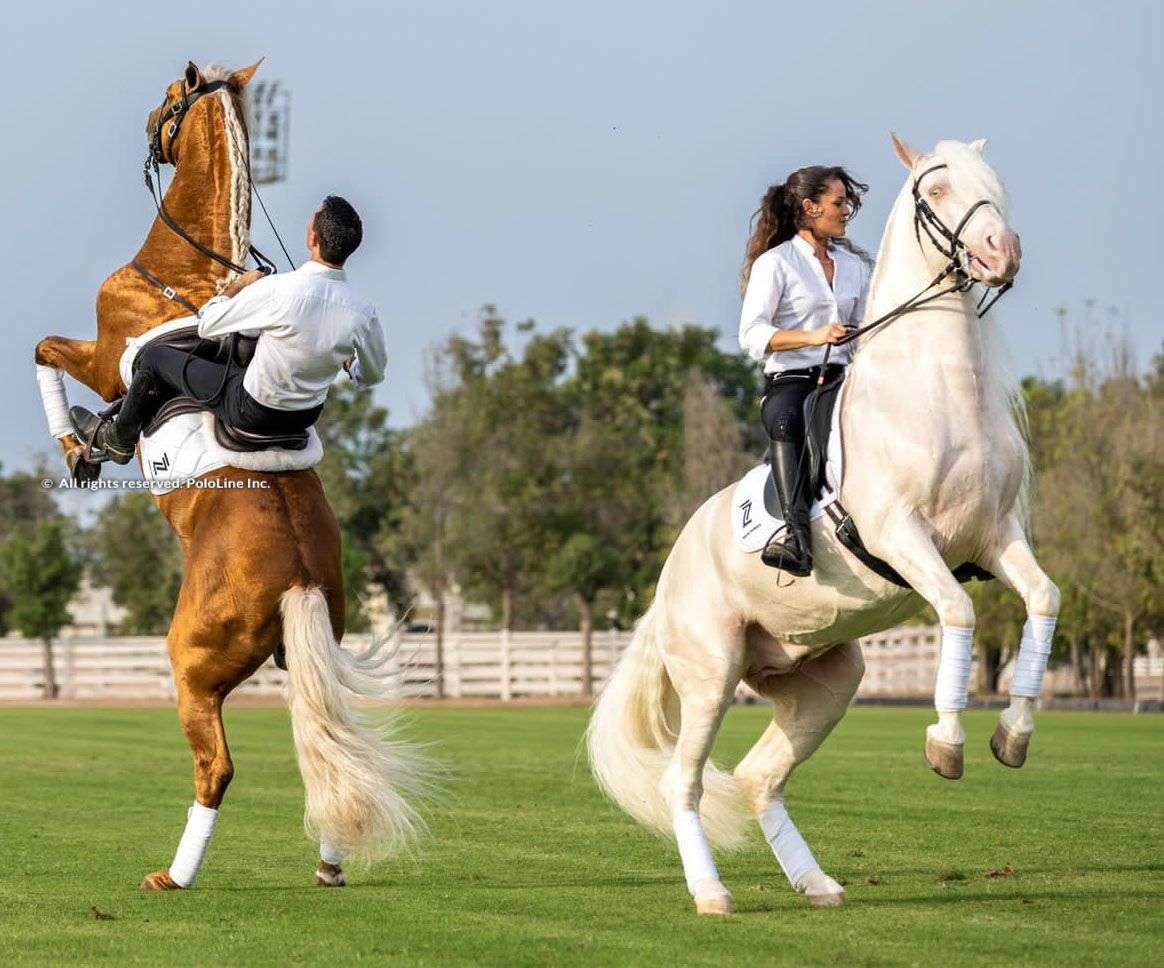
[812, 323, 848, 346]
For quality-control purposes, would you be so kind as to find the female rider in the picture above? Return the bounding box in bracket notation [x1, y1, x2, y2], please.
[738, 166, 872, 574]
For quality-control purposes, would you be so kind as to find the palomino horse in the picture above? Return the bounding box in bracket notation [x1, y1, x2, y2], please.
[34, 62, 431, 889]
[588, 134, 1060, 915]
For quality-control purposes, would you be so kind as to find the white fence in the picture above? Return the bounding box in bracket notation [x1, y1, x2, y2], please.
[2, 628, 1160, 703]
[0, 631, 632, 703]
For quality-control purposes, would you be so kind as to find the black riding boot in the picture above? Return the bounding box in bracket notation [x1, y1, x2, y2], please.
[69, 407, 136, 464]
[68, 365, 170, 465]
[761, 440, 813, 575]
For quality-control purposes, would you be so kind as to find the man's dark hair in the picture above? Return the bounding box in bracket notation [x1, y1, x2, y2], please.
[313, 195, 363, 266]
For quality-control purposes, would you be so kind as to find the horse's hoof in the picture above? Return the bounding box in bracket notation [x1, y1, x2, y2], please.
[925, 734, 964, 780]
[692, 878, 733, 915]
[315, 862, 346, 887]
[140, 870, 183, 891]
[990, 723, 1029, 768]
[801, 870, 845, 907]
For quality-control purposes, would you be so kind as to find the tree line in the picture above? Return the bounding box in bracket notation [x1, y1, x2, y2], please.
[2, 308, 1160, 699]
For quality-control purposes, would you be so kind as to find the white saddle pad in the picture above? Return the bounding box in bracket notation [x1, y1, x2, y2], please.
[120, 319, 324, 496]
[730, 381, 846, 553]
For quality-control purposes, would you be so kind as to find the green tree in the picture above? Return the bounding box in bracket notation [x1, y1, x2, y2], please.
[565, 319, 760, 622]
[437, 307, 573, 630]
[545, 533, 622, 696]
[0, 520, 82, 698]
[90, 492, 182, 634]
[0, 461, 61, 635]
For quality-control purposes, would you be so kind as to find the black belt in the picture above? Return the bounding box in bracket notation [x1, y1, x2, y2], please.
[765, 362, 845, 391]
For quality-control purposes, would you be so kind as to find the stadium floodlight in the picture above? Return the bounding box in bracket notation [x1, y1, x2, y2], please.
[247, 80, 290, 185]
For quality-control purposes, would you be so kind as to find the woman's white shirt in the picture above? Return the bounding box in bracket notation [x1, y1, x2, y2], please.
[738, 236, 871, 374]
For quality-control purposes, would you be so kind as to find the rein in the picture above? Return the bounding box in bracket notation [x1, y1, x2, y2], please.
[831, 163, 1013, 351]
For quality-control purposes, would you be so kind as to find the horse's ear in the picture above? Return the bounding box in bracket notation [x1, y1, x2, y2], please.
[185, 61, 206, 92]
[970, 138, 988, 153]
[890, 131, 920, 169]
[229, 59, 264, 90]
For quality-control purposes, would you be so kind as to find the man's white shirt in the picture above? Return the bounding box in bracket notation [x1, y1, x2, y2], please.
[197, 260, 385, 410]
[738, 235, 870, 374]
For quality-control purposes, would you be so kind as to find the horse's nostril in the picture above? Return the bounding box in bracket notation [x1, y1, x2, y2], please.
[985, 234, 997, 251]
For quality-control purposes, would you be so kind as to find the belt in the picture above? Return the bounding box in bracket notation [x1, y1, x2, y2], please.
[765, 362, 845, 388]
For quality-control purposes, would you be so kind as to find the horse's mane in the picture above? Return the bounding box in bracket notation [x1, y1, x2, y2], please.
[187, 62, 252, 285]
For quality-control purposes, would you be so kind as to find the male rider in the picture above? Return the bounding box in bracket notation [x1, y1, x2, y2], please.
[71, 195, 384, 461]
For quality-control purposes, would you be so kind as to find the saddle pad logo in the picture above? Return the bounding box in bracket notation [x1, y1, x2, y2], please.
[740, 498, 753, 529]
[151, 452, 170, 475]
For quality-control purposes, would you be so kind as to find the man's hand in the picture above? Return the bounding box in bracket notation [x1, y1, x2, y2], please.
[812, 323, 848, 346]
[223, 269, 268, 298]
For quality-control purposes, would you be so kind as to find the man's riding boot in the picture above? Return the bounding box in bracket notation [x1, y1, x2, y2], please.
[69, 407, 136, 465]
[761, 440, 813, 576]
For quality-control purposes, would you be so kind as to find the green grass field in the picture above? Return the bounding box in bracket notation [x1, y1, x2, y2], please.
[0, 704, 1160, 967]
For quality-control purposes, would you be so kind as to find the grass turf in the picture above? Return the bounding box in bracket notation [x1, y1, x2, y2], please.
[0, 704, 1159, 966]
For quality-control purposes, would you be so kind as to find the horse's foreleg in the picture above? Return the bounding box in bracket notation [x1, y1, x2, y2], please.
[34, 336, 99, 474]
[141, 657, 235, 892]
[984, 517, 1061, 767]
[734, 641, 864, 907]
[875, 512, 977, 779]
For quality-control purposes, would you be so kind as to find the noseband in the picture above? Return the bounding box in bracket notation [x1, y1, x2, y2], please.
[831, 162, 1015, 352]
[912, 164, 996, 274]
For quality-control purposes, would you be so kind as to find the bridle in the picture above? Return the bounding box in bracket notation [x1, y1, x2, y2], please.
[132, 78, 294, 317]
[830, 162, 1015, 353]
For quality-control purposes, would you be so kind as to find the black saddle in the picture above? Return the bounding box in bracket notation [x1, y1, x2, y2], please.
[136, 326, 310, 453]
[772, 368, 992, 589]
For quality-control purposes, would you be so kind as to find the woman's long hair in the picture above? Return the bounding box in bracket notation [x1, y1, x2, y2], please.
[740, 166, 870, 295]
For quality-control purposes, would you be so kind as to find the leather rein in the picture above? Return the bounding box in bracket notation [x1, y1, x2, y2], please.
[830, 163, 1014, 352]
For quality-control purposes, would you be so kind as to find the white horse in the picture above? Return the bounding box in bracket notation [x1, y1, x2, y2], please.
[588, 134, 1060, 915]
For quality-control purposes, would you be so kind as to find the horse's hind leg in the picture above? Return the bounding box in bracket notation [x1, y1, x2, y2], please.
[660, 636, 743, 915]
[984, 516, 1061, 767]
[141, 632, 248, 891]
[734, 641, 864, 907]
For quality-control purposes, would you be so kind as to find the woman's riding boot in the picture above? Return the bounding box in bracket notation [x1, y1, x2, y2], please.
[761, 440, 813, 575]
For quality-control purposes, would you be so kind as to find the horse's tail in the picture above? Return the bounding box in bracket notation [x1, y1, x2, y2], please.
[280, 585, 436, 863]
[586, 603, 748, 849]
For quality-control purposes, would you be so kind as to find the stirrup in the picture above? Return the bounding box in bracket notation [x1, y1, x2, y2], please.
[761, 525, 813, 576]
[70, 406, 135, 465]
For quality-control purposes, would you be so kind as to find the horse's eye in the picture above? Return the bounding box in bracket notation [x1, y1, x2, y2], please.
[929, 187, 944, 200]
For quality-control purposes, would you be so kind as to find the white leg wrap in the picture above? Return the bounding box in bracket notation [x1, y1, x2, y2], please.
[759, 799, 819, 891]
[168, 802, 219, 888]
[672, 810, 719, 895]
[934, 625, 975, 712]
[36, 364, 74, 439]
[320, 840, 344, 866]
[1010, 615, 1057, 698]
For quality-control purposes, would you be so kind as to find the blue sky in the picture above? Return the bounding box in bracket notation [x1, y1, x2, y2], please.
[4, 0, 1161, 473]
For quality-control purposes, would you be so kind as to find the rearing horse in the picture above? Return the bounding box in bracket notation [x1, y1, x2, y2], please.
[588, 134, 1060, 915]
[34, 61, 431, 890]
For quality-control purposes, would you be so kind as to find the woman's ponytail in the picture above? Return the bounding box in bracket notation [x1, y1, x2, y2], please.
[740, 183, 795, 295]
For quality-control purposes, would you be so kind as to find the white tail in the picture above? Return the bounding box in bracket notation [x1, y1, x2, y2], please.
[281, 586, 437, 863]
[586, 604, 748, 849]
